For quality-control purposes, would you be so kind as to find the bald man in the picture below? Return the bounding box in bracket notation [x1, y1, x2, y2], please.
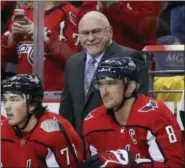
[59, 11, 148, 136]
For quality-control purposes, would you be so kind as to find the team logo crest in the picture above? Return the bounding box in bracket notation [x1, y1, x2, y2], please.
[138, 100, 158, 112]
[18, 43, 45, 66]
[84, 113, 93, 121]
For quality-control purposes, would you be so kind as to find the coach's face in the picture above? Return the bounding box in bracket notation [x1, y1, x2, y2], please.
[78, 17, 112, 56]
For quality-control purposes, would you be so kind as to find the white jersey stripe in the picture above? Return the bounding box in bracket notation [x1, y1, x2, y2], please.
[46, 148, 60, 167]
[147, 130, 165, 162]
[135, 158, 152, 164]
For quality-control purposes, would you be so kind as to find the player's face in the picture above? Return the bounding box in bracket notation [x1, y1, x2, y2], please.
[78, 19, 112, 56]
[97, 78, 124, 109]
[2, 92, 28, 126]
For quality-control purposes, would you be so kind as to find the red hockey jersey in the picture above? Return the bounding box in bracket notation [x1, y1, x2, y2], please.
[83, 94, 185, 167]
[1, 112, 83, 167]
[2, 3, 81, 91]
[1, 114, 6, 121]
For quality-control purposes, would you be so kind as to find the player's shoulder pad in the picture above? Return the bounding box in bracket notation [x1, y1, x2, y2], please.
[40, 112, 64, 133]
[84, 105, 106, 122]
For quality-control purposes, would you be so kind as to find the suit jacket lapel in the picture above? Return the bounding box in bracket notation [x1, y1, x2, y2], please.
[76, 51, 86, 104]
[101, 41, 117, 61]
[84, 41, 117, 105]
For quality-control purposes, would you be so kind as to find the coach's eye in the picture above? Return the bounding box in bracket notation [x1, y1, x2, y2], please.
[10, 97, 19, 102]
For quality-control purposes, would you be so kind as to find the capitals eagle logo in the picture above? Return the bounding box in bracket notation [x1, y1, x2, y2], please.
[138, 100, 158, 112]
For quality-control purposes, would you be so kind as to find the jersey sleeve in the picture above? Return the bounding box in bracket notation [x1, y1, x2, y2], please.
[1, 31, 18, 64]
[83, 124, 91, 158]
[141, 102, 185, 168]
[44, 30, 77, 65]
[82, 116, 100, 159]
[102, 2, 162, 38]
[49, 115, 83, 168]
[77, 1, 97, 23]
[44, 3, 81, 65]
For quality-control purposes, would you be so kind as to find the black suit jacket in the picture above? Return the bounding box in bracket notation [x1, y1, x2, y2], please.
[59, 41, 148, 135]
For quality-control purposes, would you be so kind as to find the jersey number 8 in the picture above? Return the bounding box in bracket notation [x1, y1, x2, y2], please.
[165, 125, 177, 143]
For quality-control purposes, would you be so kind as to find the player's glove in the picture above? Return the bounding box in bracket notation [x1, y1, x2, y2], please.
[83, 149, 136, 168]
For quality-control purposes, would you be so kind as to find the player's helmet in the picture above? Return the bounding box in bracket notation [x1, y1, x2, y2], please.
[2, 74, 44, 101]
[94, 57, 139, 83]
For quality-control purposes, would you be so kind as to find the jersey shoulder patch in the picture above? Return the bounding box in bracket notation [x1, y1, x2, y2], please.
[138, 100, 158, 112]
[40, 118, 60, 133]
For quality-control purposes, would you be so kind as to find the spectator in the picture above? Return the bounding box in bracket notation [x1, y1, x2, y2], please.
[156, 2, 171, 38]
[157, 2, 185, 44]
[77, 1, 162, 51]
[83, 56, 185, 168]
[1, 1, 16, 79]
[1, 1, 16, 34]
[59, 11, 148, 135]
[1, 74, 83, 167]
[169, 2, 185, 44]
[1, 1, 81, 90]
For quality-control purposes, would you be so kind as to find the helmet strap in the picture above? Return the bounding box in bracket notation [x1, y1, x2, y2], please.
[114, 79, 135, 112]
[13, 101, 33, 137]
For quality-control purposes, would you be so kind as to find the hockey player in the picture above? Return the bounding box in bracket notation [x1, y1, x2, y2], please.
[82, 56, 185, 167]
[1, 74, 83, 167]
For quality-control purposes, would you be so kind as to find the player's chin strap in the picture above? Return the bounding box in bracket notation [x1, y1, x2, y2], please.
[13, 106, 33, 137]
[114, 79, 137, 113]
[13, 95, 34, 137]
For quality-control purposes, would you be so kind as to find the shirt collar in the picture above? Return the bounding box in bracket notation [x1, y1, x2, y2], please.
[86, 39, 112, 63]
[86, 51, 104, 64]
